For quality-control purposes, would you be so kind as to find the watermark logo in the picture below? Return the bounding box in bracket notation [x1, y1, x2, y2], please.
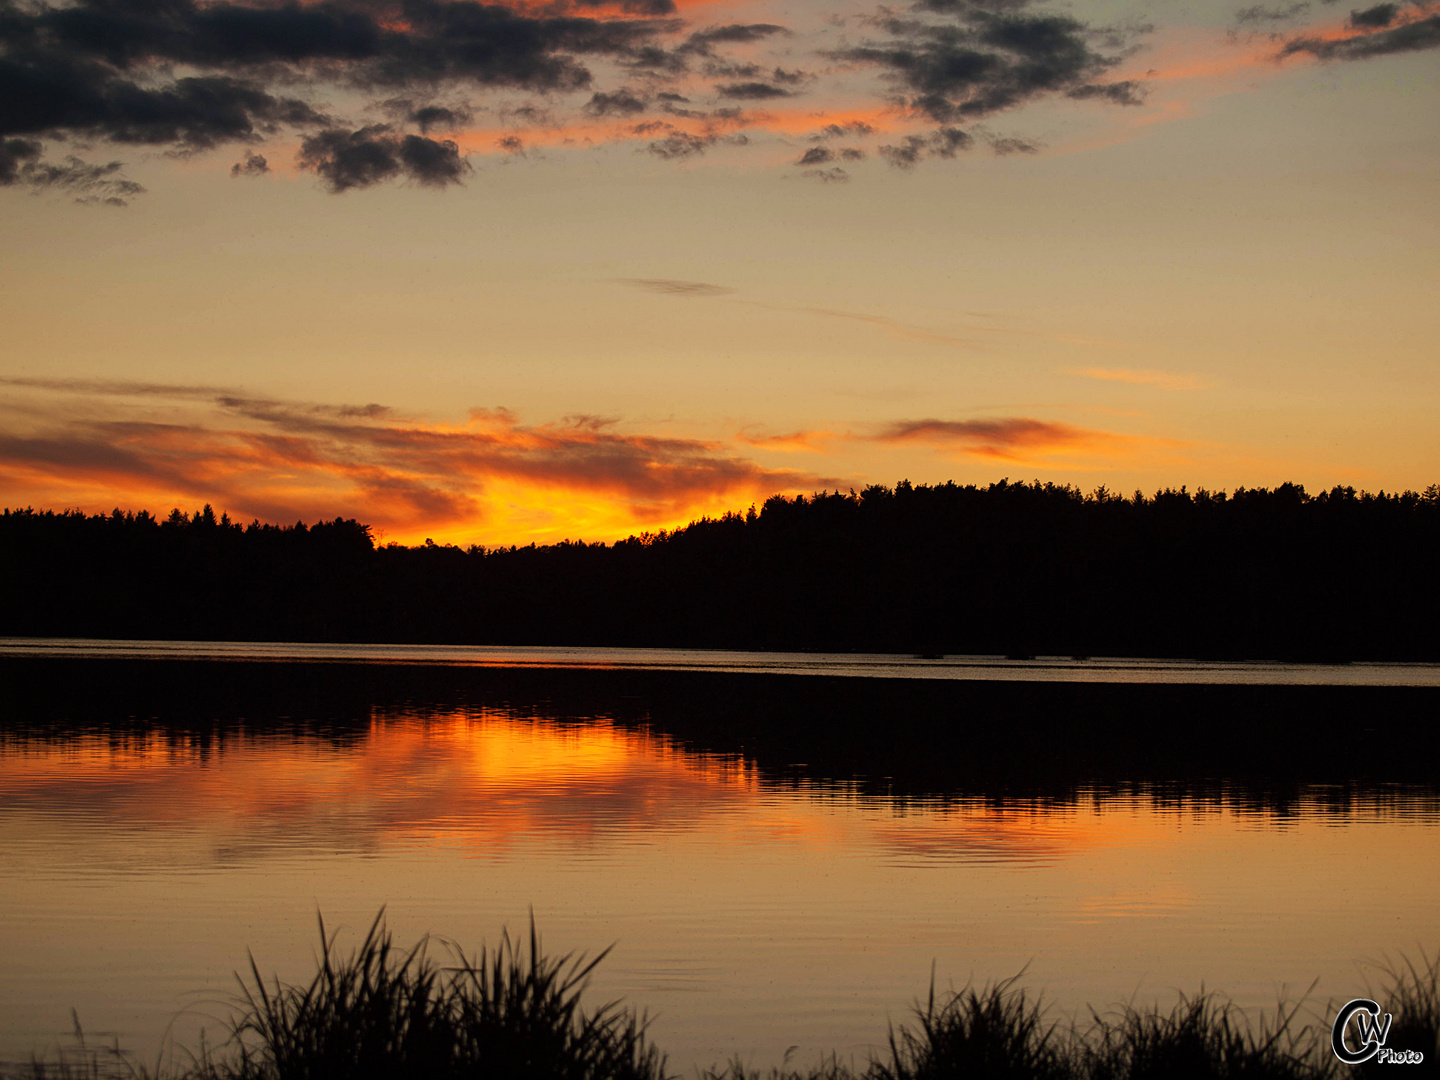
[1332, 998, 1423, 1065]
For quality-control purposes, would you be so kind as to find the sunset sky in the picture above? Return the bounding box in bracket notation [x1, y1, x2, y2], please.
[1, 0, 1436, 545]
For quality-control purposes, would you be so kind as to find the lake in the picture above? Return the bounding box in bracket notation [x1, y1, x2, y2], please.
[1, 641, 1437, 1074]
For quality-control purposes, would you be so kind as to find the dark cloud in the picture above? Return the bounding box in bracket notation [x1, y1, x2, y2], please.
[0, 136, 41, 183]
[704, 61, 807, 87]
[599, 20, 791, 76]
[879, 126, 972, 168]
[1, 0, 670, 88]
[1349, 3, 1399, 27]
[502, 103, 554, 126]
[683, 23, 789, 53]
[796, 146, 864, 165]
[715, 81, 791, 99]
[613, 278, 736, 296]
[409, 104, 471, 133]
[617, 43, 688, 74]
[570, 0, 676, 15]
[801, 166, 849, 182]
[928, 126, 972, 155]
[0, 0, 682, 195]
[496, 134, 524, 153]
[1066, 80, 1145, 105]
[1234, 2, 1311, 23]
[702, 59, 762, 78]
[987, 134, 1038, 154]
[879, 137, 922, 169]
[397, 131, 468, 186]
[641, 127, 750, 159]
[298, 126, 404, 191]
[654, 92, 709, 118]
[1088, 17, 1155, 51]
[647, 130, 709, 158]
[837, 7, 1145, 123]
[351, 0, 674, 88]
[0, 144, 144, 204]
[298, 125, 468, 192]
[1281, 13, 1440, 58]
[0, 59, 328, 150]
[912, 0, 1035, 13]
[230, 150, 268, 176]
[25, 158, 138, 204]
[586, 88, 649, 116]
[614, 22, 793, 80]
[811, 120, 876, 139]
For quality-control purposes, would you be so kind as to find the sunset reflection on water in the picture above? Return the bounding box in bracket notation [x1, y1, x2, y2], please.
[1, 707, 1437, 1072]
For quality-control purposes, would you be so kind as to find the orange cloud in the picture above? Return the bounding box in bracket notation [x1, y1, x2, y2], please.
[736, 428, 838, 454]
[873, 417, 1181, 465]
[0, 380, 825, 546]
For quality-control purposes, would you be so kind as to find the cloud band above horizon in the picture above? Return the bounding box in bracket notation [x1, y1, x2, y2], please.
[0, 379, 1185, 544]
[4, 0, 1431, 202]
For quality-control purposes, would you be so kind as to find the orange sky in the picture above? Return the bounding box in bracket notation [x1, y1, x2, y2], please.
[1, 0, 1437, 544]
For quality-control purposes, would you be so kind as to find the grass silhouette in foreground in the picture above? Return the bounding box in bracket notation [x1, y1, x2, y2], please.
[11, 915, 1438, 1080]
[224, 912, 664, 1080]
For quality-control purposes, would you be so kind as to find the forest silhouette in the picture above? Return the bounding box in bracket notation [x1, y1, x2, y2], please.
[3, 479, 1438, 660]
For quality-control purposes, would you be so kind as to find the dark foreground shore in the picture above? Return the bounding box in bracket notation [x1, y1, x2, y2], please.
[7, 914, 1437, 1080]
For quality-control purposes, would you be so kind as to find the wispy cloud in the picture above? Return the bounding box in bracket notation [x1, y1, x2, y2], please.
[779, 305, 980, 348]
[0, 377, 237, 398]
[747, 298, 1128, 351]
[1067, 367, 1215, 390]
[613, 278, 737, 296]
[736, 428, 838, 454]
[872, 416, 1181, 463]
[1278, 6, 1440, 60]
[610, 281, 1084, 350]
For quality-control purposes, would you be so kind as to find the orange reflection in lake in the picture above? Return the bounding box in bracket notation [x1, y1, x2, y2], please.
[4, 712, 1432, 870]
[0, 712, 1164, 868]
[2, 709, 1438, 1075]
[0, 712, 766, 858]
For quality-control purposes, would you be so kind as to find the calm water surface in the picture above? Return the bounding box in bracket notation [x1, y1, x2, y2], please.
[4, 636, 1440, 685]
[1, 648, 1437, 1072]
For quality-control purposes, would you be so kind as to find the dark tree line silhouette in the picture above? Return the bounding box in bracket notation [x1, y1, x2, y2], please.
[3, 479, 1438, 659]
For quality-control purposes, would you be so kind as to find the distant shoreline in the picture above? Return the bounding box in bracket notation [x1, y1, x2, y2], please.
[5, 655, 1438, 799]
[6, 482, 1439, 660]
[5, 637, 1440, 687]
